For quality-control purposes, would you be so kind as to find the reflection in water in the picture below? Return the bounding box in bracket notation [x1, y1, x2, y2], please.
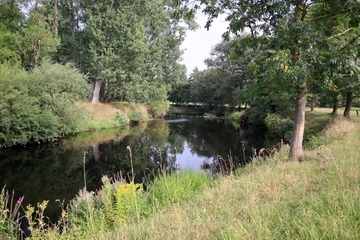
[0, 116, 271, 222]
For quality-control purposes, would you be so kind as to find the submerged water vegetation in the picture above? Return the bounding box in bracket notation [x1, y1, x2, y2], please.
[0, 112, 359, 239]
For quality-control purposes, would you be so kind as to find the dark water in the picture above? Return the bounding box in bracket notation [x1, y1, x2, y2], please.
[0, 116, 272, 223]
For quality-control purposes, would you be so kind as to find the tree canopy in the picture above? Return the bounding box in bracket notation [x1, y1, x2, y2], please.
[174, 0, 360, 159]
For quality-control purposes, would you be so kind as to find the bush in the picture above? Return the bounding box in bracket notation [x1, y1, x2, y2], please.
[0, 62, 90, 147]
[264, 114, 293, 141]
[278, 118, 294, 141]
[148, 100, 170, 118]
[115, 110, 130, 126]
[128, 104, 148, 123]
[148, 86, 170, 118]
[264, 114, 281, 132]
[229, 111, 243, 121]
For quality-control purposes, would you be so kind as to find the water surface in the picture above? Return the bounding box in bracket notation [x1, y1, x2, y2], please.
[0, 116, 272, 222]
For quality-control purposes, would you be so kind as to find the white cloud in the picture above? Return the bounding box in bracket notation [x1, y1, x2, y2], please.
[180, 11, 228, 76]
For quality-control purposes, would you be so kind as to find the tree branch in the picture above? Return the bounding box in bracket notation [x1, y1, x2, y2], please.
[327, 28, 353, 40]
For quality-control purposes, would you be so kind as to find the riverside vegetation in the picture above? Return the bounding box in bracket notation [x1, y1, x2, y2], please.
[1, 110, 359, 239]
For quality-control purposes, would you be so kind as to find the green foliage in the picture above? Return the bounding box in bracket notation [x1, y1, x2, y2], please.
[129, 111, 145, 123]
[264, 114, 282, 133]
[264, 114, 293, 141]
[278, 118, 294, 141]
[147, 170, 212, 208]
[148, 86, 170, 118]
[128, 104, 148, 123]
[113, 182, 144, 224]
[228, 111, 243, 121]
[81, 0, 186, 106]
[115, 110, 130, 126]
[0, 62, 90, 147]
[168, 82, 193, 105]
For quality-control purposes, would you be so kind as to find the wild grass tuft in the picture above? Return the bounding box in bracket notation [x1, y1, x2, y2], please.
[147, 170, 213, 209]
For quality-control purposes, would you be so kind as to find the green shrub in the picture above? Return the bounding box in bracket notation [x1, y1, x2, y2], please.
[204, 112, 216, 118]
[115, 110, 130, 126]
[128, 103, 148, 123]
[0, 62, 90, 147]
[264, 114, 293, 141]
[148, 86, 170, 118]
[278, 118, 294, 141]
[229, 111, 243, 121]
[148, 100, 170, 118]
[129, 111, 144, 123]
[264, 113, 281, 132]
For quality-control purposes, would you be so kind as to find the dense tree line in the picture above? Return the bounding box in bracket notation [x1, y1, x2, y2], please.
[171, 0, 360, 159]
[0, 0, 190, 147]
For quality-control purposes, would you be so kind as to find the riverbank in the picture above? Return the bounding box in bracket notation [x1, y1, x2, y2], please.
[2, 110, 358, 239]
[75, 101, 150, 132]
[108, 117, 360, 239]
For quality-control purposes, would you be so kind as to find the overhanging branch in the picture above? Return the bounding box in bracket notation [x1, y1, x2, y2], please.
[327, 28, 353, 40]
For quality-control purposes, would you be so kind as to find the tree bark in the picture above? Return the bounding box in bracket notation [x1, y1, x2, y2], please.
[331, 100, 338, 116]
[343, 90, 352, 119]
[92, 81, 102, 103]
[289, 86, 307, 160]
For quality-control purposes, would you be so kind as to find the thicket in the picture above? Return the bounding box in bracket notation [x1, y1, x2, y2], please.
[0, 62, 90, 147]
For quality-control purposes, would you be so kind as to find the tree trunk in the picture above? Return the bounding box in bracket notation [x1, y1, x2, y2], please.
[92, 81, 102, 103]
[289, 86, 307, 160]
[331, 100, 338, 116]
[343, 91, 352, 119]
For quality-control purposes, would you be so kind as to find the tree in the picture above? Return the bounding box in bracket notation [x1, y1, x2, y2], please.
[17, 0, 60, 69]
[204, 36, 254, 109]
[179, 0, 360, 159]
[0, 0, 24, 64]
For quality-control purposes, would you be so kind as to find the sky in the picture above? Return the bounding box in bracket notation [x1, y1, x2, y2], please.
[180, 11, 229, 76]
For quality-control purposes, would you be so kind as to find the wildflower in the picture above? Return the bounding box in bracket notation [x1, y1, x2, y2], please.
[17, 196, 24, 204]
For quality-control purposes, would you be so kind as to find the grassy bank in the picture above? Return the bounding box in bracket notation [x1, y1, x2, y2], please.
[111, 118, 359, 239]
[1, 111, 359, 239]
[75, 102, 149, 132]
[86, 117, 360, 239]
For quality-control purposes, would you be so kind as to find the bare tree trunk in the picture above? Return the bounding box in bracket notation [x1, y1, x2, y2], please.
[92, 81, 102, 103]
[92, 64, 102, 103]
[289, 86, 307, 160]
[331, 100, 338, 116]
[343, 90, 352, 119]
[33, 39, 41, 68]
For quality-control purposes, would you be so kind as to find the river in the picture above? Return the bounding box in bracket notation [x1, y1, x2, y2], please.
[0, 116, 272, 223]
